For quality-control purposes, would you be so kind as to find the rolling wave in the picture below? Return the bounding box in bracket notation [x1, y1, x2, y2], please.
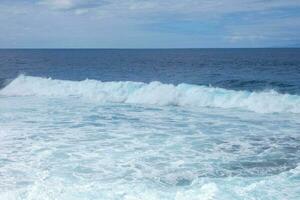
[1, 75, 300, 113]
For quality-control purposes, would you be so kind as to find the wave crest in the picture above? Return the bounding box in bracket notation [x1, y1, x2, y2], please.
[1, 75, 300, 113]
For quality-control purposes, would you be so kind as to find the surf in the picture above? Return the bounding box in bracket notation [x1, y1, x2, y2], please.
[1, 75, 300, 114]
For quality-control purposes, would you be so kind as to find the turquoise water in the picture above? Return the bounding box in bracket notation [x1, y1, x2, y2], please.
[0, 49, 300, 199]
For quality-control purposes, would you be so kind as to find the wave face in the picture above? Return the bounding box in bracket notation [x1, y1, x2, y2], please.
[1, 75, 300, 113]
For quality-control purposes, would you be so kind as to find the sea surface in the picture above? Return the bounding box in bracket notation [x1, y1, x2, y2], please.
[0, 49, 300, 200]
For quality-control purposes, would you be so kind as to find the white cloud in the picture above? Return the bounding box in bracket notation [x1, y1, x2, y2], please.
[74, 8, 89, 15]
[38, 0, 75, 9]
[37, 0, 300, 18]
[1, 0, 300, 47]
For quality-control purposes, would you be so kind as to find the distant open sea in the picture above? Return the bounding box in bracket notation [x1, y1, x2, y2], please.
[0, 49, 300, 200]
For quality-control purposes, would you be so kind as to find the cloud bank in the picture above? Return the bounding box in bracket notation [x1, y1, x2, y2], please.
[0, 0, 300, 47]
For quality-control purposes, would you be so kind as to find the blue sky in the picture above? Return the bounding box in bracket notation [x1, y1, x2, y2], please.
[1, 0, 300, 48]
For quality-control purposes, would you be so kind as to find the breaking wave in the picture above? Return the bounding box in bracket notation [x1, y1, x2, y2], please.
[1, 75, 300, 113]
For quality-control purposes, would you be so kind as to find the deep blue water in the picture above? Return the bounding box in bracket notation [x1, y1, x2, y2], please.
[1, 49, 300, 94]
[0, 49, 300, 200]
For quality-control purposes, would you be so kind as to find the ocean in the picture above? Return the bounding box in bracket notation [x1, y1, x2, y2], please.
[0, 49, 300, 199]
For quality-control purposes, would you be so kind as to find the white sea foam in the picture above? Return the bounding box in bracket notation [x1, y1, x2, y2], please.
[1, 87, 300, 200]
[1, 75, 300, 113]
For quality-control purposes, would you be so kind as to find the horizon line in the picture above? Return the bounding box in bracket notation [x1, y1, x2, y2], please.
[0, 47, 300, 50]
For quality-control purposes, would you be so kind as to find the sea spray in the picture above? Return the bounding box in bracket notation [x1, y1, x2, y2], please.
[1, 75, 300, 114]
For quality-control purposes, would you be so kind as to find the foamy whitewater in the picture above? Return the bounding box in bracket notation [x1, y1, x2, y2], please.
[2, 75, 300, 114]
[0, 75, 300, 200]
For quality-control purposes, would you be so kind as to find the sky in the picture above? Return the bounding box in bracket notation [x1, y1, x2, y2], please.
[0, 0, 300, 48]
